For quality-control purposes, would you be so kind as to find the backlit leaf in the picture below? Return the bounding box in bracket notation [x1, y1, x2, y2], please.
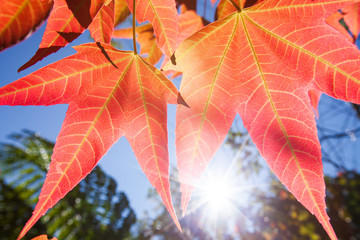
[216, 0, 238, 20]
[162, 10, 203, 77]
[125, 0, 179, 57]
[0, 43, 181, 239]
[216, 0, 264, 20]
[89, 0, 115, 43]
[165, 1, 360, 239]
[18, 0, 107, 71]
[0, 0, 52, 51]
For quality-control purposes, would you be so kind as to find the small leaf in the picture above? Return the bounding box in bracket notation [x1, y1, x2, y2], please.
[125, 0, 179, 57]
[89, 0, 115, 43]
[18, 0, 106, 71]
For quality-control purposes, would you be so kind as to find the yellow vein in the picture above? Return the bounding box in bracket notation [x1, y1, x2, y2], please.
[135, 56, 176, 220]
[183, 13, 240, 208]
[249, 0, 353, 13]
[0, 55, 133, 98]
[0, 0, 29, 36]
[23, 56, 134, 232]
[166, 14, 236, 69]
[240, 12, 332, 234]
[243, 12, 360, 86]
[148, 0, 175, 55]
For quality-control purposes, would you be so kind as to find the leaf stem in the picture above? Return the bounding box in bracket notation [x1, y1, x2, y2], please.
[132, 0, 138, 55]
[228, 0, 241, 12]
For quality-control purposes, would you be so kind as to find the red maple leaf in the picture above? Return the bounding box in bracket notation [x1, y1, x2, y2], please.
[125, 0, 179, 57]
[88, 0, 115, 43]
[0, 43, 183, 239]
[165, 1, 360, 239]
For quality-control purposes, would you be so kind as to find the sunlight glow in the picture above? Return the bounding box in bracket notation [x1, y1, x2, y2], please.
[203, 178, 232, 211]
[196, 173, 238, 221]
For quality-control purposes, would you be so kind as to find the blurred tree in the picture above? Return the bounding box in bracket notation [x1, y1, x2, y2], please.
[134, 168, 215, 240]
[0, 130, 136, 240]
[0, 178, 48, 239]
[234, 171, 360, 240]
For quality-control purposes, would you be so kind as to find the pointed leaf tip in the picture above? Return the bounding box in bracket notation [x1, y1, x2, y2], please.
[171, 53, 177, 65]
[177, 93, 189, 108]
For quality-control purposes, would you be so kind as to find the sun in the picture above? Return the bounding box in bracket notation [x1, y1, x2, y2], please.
[203, 177, 232, 211]
[195, 172, 238, 221]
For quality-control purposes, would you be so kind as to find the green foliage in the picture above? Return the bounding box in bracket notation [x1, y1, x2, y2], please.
[0, 130, 136, 239]
[239, 172, 360, 240]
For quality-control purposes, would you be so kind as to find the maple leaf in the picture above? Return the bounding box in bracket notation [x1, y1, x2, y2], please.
[0, 0, 52, 51]
[0, 43, 182, 239]
[125, 0, 179, 58]
[165, 0, 360, 239]
[216, 0, 238, 20]
[18, 0, 108, 72]
[88, 0, 115, 43]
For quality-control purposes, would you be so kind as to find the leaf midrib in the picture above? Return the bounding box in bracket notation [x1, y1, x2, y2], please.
[45, 0, 89, 48]
[249, 0, 352, 13]
[147, 0, 175, 56]
[240, 11, 331, 235]
[181, 14, 240, 210]
[0, 0, 30, 37]
[21, 56, 135, 236]
[0, 54, 132, 98]
[135, 56, 177, 222]
[243, 7, 360, 99]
